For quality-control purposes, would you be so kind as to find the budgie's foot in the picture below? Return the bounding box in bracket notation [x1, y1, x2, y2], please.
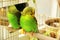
[19, 29, 26, 34]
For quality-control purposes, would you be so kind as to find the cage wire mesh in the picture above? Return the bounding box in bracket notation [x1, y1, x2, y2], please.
[0, 0, 24, 40]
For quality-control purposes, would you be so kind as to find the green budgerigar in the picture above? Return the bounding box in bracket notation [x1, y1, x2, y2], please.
[20, 7, 38, 33]
[7, 5, 20, 29]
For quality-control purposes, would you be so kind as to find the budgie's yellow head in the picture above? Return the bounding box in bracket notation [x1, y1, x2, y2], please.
[8, 5, 19, 14]
[21, 7, 35, 16]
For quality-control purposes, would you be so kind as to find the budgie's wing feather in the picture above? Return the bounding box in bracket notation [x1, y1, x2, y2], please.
[34, 17, 37, 24]
[31, 17, 38, 33]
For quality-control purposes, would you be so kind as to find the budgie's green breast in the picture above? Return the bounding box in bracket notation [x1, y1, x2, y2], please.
[20, 15, 38, 33]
